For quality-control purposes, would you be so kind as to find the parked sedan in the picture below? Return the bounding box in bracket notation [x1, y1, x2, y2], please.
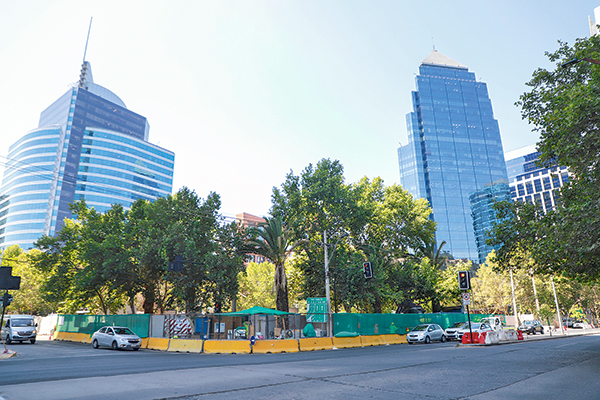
[407, 324, 446, 344]
[518, 320, 544, 335]
[92, 326, 141, 351]
[456, 322, 493, 341]
[444, 322, 467, 341]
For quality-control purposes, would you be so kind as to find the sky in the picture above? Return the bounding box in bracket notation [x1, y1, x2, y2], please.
[0, 1, 598, 220]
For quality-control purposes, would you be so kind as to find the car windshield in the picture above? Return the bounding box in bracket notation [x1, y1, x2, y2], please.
[464, 323, 481, 329]
[412, 325, 429, 331]
[11, 319, 34, 327]
[113, 328, 135, 335]
[450, 322, 466, 328]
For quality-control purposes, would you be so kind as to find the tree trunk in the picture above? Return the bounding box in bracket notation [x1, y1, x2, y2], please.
[274, 262, 289, 312]
[143, 286, 155, 314]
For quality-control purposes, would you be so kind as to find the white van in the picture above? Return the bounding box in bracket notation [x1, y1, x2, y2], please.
[2, 314, 37, 344]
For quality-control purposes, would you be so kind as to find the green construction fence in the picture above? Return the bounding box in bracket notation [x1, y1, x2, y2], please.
[333, 313, 499, 337]
[54, 314, 150, 338]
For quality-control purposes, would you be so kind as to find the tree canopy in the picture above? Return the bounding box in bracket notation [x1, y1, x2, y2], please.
[490, 35, 600, 280]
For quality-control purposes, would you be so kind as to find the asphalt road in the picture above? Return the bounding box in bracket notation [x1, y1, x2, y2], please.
[1, 333, 599, 400]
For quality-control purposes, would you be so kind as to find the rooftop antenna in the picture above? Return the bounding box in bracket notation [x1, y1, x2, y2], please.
[78, 17, 93, 89]
[432, 37, 436, 51]
[83, 17, 93, 62]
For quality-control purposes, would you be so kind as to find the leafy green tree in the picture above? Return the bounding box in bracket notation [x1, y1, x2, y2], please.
[0, 246, 57, 315]
[270, 159, 437, 313]
[509, 34, 600, 279]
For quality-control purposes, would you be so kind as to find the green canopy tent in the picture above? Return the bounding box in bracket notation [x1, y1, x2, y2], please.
[214, 306, 293, 339]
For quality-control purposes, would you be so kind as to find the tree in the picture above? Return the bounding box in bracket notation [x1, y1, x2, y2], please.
[245, 217, 304, 312]
[512, 35, 600, 279]
[0, 246, 57, 315]
[270, 159, 437, 313]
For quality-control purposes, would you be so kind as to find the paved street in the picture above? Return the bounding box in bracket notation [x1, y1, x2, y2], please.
[1, 332, 599, 400]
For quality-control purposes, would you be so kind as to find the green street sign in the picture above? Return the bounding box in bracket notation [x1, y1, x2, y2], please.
[307, 297, 327, 323]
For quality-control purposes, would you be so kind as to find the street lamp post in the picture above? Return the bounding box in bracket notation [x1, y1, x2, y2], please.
[561, 57, 600, 68]
[323, 230, 347, 338]
[324, 231, 332, 338]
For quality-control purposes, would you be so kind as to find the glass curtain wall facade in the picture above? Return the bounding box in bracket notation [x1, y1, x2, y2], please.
[0, 62, 174, 250]
[505, 145, 569, 213]
[398, 50, 509, 261]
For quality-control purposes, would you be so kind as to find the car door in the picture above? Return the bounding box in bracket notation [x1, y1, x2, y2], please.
[97, 327, 108, 346]
[433, 325, 442, 340]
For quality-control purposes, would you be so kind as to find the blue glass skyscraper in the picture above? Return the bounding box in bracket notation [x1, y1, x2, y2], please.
[398, 50, 509, 262]
[0, 62, 175, 250]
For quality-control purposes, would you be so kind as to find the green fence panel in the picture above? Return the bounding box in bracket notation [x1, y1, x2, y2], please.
[55, 314, 150, 338]
[333, 313, 499, 337]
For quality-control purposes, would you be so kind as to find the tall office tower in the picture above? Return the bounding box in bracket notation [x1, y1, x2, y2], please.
[0, 62, 175, 250]
[505, 145, 569, 213]
[398, 50, 509, 262]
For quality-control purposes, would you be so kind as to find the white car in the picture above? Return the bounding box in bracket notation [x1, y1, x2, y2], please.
[444, 322, 468, 340]
[91, 326, 141, 351]
[407, 324, 447, 344]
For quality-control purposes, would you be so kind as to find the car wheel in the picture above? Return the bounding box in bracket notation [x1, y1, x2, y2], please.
[532, 330, 536, 335]
[112, 341, 119, 350]
[5, 335, 11, 344]
[30, 339, 36, 344]
[92, 339, 99, 349]
[541, 329, 544, 334]
[425, 336, 430, 344]
[408, 341, 414, 345]
[441, 335, 446, 343]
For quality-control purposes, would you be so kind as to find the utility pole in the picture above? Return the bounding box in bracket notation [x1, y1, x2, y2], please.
[323, 231, 332, 337]
[509, 268, 519, 327]
[551, 276, 564, 334]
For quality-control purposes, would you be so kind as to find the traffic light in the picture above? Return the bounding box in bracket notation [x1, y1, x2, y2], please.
[168, 255, 184, 272]
[2, 292, 13, 308]
[458, 271, 470, 290]
[363, 262, 373, 279]
[214, 303, 221, 313]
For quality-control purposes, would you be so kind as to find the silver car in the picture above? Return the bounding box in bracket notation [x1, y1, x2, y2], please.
[407, 323, 446, 344]
[92, 326, 141, 351]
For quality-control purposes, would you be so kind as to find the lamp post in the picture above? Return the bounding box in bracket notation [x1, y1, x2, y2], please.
[561, 57, 600, 68]
[323, 230, 347, 338]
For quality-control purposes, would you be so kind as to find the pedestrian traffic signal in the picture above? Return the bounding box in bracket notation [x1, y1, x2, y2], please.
[363, 262, 373, 279]
[458, 271, 470, 290]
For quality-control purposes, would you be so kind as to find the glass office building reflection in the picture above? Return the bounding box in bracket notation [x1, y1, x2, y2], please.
[0, 62, 174, 250]
[398, 50, 509, 261]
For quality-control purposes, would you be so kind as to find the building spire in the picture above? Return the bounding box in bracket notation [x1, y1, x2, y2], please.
[78, 17, 93, 90]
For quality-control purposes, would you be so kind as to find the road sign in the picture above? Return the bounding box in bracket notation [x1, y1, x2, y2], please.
[307, 297, 327, 323]
[462, 292, 471, 306]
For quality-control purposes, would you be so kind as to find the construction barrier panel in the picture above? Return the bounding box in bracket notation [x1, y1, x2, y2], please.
[298, 337, 334, 351]
[332, 336, 362, 349]
[204, 340, 251, 354]
[462, 332, 480, 344]
[167, 339, 203, 353]
[146, 337, 170, 351]
[333, 313, 498, 337]
[252, 339, 299, 354]
[382, 333, 407, 345]
[54, 314, 150, 338]
[54, 332, 91, 343]
[360, 335, 386, 347]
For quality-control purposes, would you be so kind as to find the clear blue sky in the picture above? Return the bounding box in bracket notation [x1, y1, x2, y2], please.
[0, 1, 597, 219]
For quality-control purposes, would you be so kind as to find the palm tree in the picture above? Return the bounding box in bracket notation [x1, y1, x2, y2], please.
[245, 217, 303, 312]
